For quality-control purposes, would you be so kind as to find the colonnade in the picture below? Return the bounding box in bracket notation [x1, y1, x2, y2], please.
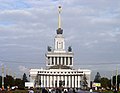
[47, 57, 73, 66]
[37, 74, 83, 88]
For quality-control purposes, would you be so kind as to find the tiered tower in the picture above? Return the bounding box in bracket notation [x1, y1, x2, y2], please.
[46, 6, 73, 69]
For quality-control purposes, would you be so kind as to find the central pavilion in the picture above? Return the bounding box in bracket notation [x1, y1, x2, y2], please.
[29, 6, 91, 89]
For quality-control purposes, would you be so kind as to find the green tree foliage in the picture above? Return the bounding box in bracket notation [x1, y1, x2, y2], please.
[4, 75, 15, 88]
[94, 72, 101, 83]
[15, 78, 24, 89]
[22, 73, 28, 87]
[0, 73, 28, 89]
[22, 73, 28, 82]
[82, 74, 88, 89]
[100, 77, 110, 89]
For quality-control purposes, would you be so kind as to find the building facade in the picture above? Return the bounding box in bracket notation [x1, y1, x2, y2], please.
[30, 6, 91, 88]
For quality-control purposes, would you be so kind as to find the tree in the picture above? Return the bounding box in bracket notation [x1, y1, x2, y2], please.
[100, 77, 110, 89]
[15, 78, 24, 89]
[94, 72, 101, 83]
[4, 75, 15, 88]
[82, 74, 88, 89]
[22, 73, 28, 82]
[22, 73, 28, 87]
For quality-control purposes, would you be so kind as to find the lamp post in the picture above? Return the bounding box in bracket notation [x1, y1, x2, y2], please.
[2, 65, 4, 90]
[116, 66, 118, 91]
[111, 71, 113, 90]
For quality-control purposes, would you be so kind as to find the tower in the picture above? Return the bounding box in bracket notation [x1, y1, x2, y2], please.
[55, 6, 65, 52]
[46, 6, 74, 69]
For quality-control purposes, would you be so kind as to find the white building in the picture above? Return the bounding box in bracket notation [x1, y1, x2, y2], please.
[30, 6, 91, 89]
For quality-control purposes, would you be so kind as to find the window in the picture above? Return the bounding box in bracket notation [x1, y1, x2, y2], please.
[70, 57, 72, 65]
[52, 57, 54, 65]
[59, 57, 61, 65]
[55, 57, 57, 65]
[66, 57, 68, 65]
[62, 57, 64, 65]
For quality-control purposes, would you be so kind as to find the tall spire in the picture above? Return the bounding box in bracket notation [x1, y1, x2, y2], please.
[58, 6, 62, 28]
[57, 6, 63, 34]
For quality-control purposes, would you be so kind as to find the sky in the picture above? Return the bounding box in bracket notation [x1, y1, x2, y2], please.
[0, 0, 120, 79]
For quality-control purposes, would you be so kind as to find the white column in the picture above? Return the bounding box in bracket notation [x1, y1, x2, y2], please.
[57, 76, 59, 87]
[65, 76, 67, 88]
[41, 75, 43, 87]
[44, 75, 46, 87]
[61, 75, 63, 81]
[72, 75, 74, 88]
[50, 76, 52, 88]
[78, 75, 80, 88]
[57, 57, 59, 65]
[54, 75, 56, 87]
[68, 57, 70, 65]
[69, 75, 71, 87]
[75, 75, 77, 88]
[47, 75, 49, 87]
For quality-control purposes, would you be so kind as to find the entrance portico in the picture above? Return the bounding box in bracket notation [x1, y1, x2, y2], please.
[34, 69, 91, 88]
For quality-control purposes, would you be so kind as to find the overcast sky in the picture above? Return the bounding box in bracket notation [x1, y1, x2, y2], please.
[0, 0, 120, 79]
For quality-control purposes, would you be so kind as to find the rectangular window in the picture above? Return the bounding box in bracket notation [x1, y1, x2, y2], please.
[66, 57, 68, 65]
[55, 57, 57, 65]
[59, 57, 61, 65]
[52, 57, 54, 65]
[70, 57, 72, 65]
[62, 57, 64, 65]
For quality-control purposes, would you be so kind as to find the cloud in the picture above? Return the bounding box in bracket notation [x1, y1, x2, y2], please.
[18, 65, 29, 73]
[0, 0, 120, 78]
[84, 40, 98, 48]
[0, 0, 31, 10]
